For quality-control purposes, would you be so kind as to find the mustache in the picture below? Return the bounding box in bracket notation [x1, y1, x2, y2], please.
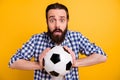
[52, 28, 62, 33]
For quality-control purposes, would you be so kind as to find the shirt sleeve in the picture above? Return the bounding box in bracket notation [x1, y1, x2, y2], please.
[78, 33, 106, 56]
[8, 35, 36, 66]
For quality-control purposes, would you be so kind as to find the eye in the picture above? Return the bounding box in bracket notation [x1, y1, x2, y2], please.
[60, 19, 65, 23]
[49, 19, 55, 23]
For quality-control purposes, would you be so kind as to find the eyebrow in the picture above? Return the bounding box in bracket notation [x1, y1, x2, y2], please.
[60, 16, 66, 19]
[48, 16, 55, 19]
[48, 16, 66, 19]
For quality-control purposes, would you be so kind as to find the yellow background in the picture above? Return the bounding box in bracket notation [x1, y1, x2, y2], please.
[0, 0, 120, 80]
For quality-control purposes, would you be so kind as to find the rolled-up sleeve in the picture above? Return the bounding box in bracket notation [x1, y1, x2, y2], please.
[9, 35, 36, 66]
[78, 33, 106, 56]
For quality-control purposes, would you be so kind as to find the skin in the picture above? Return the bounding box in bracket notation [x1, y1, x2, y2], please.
[47, 9, 68, 44]
[9, 9, 107, 70]
[47, 9, 68, 36]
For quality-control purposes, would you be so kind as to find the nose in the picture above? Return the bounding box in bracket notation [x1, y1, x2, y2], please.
[55, 20, 60, 29]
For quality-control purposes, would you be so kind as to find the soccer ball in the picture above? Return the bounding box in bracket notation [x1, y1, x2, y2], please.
[43, 46, 73, 78]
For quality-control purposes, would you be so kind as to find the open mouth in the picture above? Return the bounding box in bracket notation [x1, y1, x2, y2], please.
[53, 29, 62, 35]
[54, 31, 62, 35]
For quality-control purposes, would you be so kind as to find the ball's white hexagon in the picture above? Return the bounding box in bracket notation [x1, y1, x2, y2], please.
[44, 46, 73, 77]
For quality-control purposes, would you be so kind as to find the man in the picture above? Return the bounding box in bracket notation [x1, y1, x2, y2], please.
[9, 3, 107, 80]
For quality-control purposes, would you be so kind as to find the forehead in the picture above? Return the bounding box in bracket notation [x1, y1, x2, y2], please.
[47, 9, 67, 18]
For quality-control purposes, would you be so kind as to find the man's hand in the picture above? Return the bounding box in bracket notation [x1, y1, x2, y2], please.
[64, 46, 107, 68]
[39, 48, 51, 69]
[63, 46, 77, 67]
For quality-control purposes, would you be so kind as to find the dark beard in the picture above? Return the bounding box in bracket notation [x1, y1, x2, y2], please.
[47, 26, 67, 45]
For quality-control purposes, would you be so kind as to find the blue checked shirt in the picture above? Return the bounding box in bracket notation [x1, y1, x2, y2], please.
[9, 30, 106, 80]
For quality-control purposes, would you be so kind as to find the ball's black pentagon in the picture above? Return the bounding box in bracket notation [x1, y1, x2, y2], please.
[49, 71, 59, 77]
[66, 61, 72, 70]
[50, 53, 60, 64]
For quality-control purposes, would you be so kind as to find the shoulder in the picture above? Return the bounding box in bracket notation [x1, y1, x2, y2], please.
[67, 30, 83, 37]
[29, 32, 48, 41]
[32, 32, 47, 38]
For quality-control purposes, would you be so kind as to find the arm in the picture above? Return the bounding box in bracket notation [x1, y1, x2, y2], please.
[73, 53, 107, 67]
[9, 48, 51, 70]
[9, 59, 42, 70]
[64, 46, 107, 67]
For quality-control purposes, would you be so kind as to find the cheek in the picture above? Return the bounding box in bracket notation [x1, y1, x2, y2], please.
[60, 23, 67, 31]
[48, 23, 55, 32]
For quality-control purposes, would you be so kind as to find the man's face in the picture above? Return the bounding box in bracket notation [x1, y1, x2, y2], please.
[47, 9, 68, 44]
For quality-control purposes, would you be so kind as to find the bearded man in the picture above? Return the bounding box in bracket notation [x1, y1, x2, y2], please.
[9, 3, 107, 80]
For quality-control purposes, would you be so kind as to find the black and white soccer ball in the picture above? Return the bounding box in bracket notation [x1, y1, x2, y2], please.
[43, 46, 73, 77]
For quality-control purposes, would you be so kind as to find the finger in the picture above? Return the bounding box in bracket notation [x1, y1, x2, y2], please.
[63, 46, 76, 64]
[63, 46, 76, 58]
[39, 48, 51, 68]
[39, 48, 51, 59]
[39, 48, 51, 62]
[42, 48, 51, 56]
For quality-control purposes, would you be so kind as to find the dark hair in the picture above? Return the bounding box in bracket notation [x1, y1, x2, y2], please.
[46, 3, 69, 20]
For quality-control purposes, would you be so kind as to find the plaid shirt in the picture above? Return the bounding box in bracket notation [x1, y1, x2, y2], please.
[9, 30, 106, 80]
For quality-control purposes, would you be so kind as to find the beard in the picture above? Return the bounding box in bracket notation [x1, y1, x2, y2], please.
[47, 26, 68, 45]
